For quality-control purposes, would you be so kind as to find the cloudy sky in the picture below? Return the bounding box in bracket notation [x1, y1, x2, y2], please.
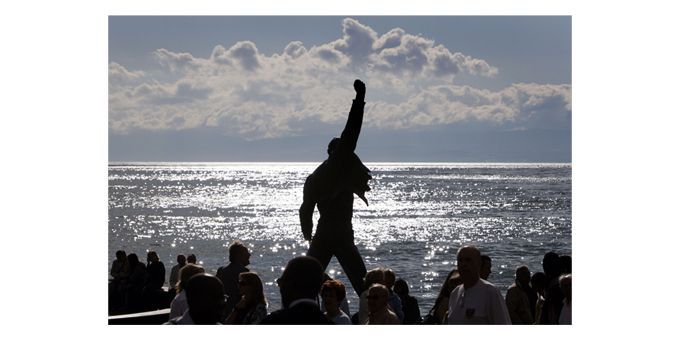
[109, 16, 571, 162]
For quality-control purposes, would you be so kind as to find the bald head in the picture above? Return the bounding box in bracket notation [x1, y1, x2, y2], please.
[456, 245, 482, 287]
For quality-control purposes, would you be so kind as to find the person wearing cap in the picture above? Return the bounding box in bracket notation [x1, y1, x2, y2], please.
[260, 256, 333, 325]
[299, 79, 371, 299]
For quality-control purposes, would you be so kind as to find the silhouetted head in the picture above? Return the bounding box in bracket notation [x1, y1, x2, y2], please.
[559, 255, 572, 274]
[277, 256, 324, 309]
[542, 252, 561, 279]
[229, 241, 251, 266]
[147, 251, 159, 264]
[531, 272, 548, 295]
[393, 278, 409, 297]
[383, 269, 396, 290]
[115, 250, 126, 262]
[456, 246, 482, 287]
[127, 253, 139, 267]
[187, 254, 197, 264]
[363, 268, 385, 293]
[185, 274, 225, 324]
[177, 263, 205, 292]
[515, 266, 531, 286]
[321, 279, 346, 314]
[480, 254, 492, 280]
[367, 284, 389, 314]
[327, 137, 341, 156]
[176, 254, 186, 265]
[238, 272, 266, 305]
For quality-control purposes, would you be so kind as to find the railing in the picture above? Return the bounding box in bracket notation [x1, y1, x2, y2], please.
[108, 308, 171, 325]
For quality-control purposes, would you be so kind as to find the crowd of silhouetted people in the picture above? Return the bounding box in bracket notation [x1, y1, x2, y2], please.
[109, 242, 572, 325]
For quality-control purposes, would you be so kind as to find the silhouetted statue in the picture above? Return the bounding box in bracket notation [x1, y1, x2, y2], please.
[299, 79, 370, 298]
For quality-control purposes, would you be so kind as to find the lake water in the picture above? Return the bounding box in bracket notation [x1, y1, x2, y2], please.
[109, 162, 571, 312]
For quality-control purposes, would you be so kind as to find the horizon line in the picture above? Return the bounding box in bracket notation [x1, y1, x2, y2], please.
[109, 161, 572, 166]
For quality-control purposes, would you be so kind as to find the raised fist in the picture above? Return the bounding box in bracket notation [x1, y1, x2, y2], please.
[353, 79, 366, 95]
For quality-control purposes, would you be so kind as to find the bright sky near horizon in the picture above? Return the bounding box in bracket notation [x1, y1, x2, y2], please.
[109, 16, 571, 162]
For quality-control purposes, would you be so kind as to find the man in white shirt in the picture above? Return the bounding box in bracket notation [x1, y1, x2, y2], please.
[448, 245, 511, 325]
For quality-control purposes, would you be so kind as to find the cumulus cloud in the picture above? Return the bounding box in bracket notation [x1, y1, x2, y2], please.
[109, 17, 567, 138]
[373, 28, 405, 51]
[283, 41, 307, 59]
[331, 18, 379, 61]
[109, 62, 145, 85]
[365, 83, 571, 129]
[211, 41, 261, 71]
[153, 48, 200, 72]
[312, 45, 346, 64]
